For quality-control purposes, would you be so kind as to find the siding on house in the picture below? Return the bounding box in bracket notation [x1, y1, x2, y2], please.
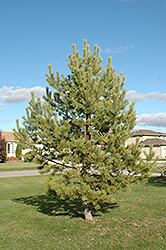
[125, 130, 166, 158]
[1, 132, 42, 159]
[2, 132, 17, 158]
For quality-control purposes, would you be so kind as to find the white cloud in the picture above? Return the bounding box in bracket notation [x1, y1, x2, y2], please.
[104, 45, 134, 54]
[0, 103, 7, 110]
[105, 46, 123, 54]
[137, 113, 166, 127]
[0, 119, 13, 124]
[0, 85, 46, 104]
[126, 90, 166, 103]
[104, 48, 111, 54]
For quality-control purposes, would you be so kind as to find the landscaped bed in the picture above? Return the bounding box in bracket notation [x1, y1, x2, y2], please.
[0, 175, 165, 249]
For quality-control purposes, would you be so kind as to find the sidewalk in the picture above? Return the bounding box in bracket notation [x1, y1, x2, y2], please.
[0, 170, 40, 178]
[0, 170, 162, 178]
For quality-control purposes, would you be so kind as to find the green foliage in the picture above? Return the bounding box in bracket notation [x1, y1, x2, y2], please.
[14, 40, 156, 215]
[23, 151, 36, 162]
[15, 143, 22, 160]
[0, 131, 6, 163]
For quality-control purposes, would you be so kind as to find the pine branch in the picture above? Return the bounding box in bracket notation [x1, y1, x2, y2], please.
[42, 156, 78, 170]
[100, 124, 113, 150]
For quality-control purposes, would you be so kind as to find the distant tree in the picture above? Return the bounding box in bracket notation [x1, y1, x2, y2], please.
[14, 40, 156, 220]
[0, 131, 7, 163]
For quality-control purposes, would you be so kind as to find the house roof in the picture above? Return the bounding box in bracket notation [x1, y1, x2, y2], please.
[134, 129, 166, 137]
[1, 132, 15, 142]
[140, 138, 166, 147]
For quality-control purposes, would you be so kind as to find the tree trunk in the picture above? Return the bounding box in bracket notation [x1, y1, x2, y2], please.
[82, 199, 93, 221]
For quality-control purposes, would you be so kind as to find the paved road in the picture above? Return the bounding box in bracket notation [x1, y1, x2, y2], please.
[0, 170, 162, 178]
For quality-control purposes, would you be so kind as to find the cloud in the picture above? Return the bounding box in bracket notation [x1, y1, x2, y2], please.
[104, 48, 111, 54]
[126, 90, 166, 103]
[0, 103, 7, 110]
[104, 45, 134, 54]
[0, 86, 46, 104]
[137, 113, 166, 127]
[0, 119, 14, 124]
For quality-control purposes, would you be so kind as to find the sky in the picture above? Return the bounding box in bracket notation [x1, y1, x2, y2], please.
[0, 0, 166, 132]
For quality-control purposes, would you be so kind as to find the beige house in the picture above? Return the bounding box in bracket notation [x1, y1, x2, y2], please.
[2, 132, 17, 158]
[125, 129, 166, 158]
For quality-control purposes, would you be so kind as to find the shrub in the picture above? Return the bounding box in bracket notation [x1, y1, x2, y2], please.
[15, 144, 22, 160]
[0, 131, 7, 163]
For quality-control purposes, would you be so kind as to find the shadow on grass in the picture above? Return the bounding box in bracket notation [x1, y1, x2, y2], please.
[147, 177, 166, 187]
[12, 195, 118, 219]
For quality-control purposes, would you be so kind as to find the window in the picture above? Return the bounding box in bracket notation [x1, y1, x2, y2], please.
[7, 143, 10, 153]
[7, 142, 15, 155]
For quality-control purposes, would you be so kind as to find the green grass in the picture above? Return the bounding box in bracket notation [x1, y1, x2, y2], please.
[0, 161, 38, 172]
[151, 166, 166, 173]
[0, 175, 165, 249]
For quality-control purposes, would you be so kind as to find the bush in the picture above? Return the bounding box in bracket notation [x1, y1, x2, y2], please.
[15, 144, 22, 160]
[23, 151, 36, 162]
[0, 131, 7, 163]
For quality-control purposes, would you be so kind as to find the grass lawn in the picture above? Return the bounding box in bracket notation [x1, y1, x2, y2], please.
[151, 166, 166, 173]
[0, 161, 38, 172]
[0, 175, 165, 250]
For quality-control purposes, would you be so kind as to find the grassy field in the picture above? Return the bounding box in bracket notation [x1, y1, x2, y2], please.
[0, 161, 38, 172]
[0, 174, 165, 249]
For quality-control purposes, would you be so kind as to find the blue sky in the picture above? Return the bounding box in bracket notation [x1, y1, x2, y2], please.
[1, 0, 166, 132]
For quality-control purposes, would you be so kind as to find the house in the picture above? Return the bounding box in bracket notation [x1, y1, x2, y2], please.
[125, 129, 166, 158]
[1, 132, 17, 158]
[1, 132, 42, 159]
[2, 129, 166, 159]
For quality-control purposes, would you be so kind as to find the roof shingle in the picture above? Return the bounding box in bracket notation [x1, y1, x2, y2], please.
[134, 129, 166, 137]
[1, 132, 15, 141]
[140, 138, 166, 146]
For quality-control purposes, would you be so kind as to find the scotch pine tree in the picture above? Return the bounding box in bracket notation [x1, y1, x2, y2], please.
[14, 40, 156, 220]
[0, 131, 7, 162]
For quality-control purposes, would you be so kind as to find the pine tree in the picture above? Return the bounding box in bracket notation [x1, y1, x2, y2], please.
[0, 131, 7, 163]
[14, 40, 156, 220]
